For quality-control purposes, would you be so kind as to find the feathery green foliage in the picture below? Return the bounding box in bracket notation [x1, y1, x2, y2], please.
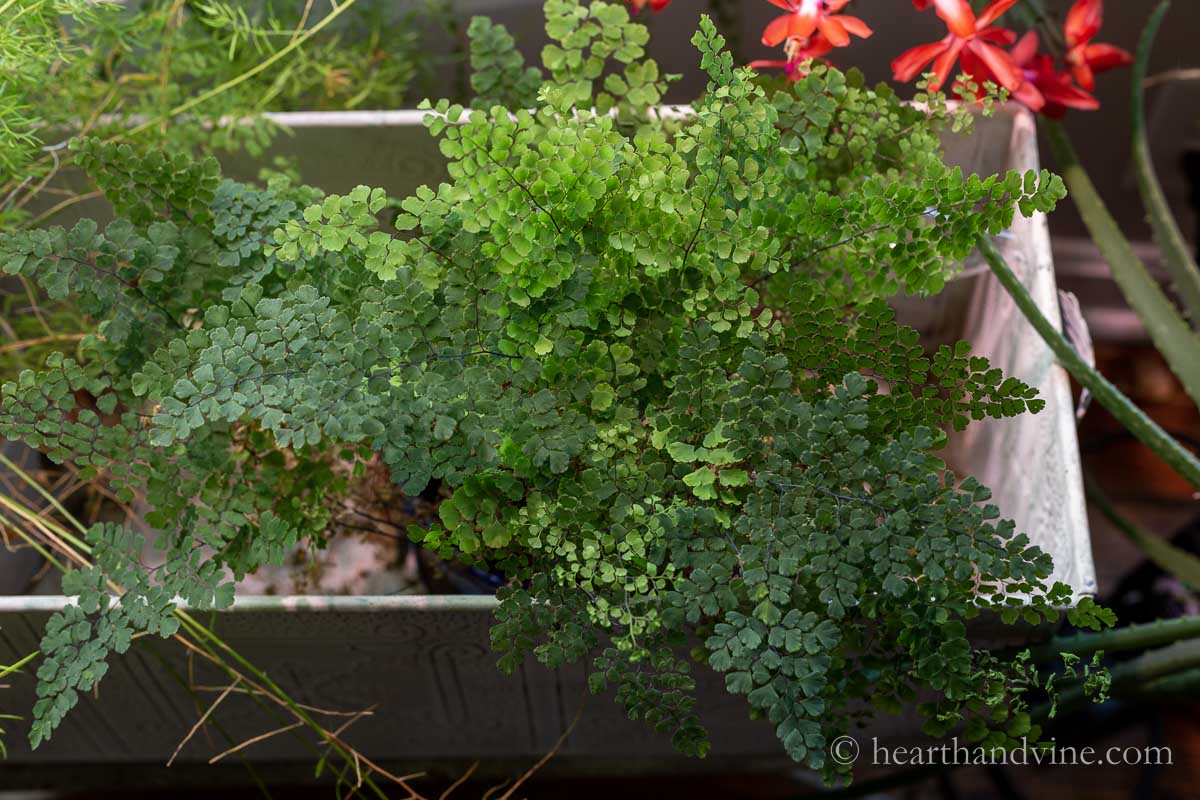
[0, 0, 450, 226]
[0, 0, 1093, 781]
[0, 0, 457, 386]
[468, 15, 543, 111]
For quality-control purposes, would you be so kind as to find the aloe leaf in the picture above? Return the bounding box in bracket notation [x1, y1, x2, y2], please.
[1131, 1, 1200, 328]
[977, 235, 1200, 489]
[1085, 473, 1200, 591]
[1044, 122, 1200, 408]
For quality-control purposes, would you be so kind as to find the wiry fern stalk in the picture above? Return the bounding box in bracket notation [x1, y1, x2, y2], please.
[1131, 1, 1200, 328]
[0, 1, 1107, 783]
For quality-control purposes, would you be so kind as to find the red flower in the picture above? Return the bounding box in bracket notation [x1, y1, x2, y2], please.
[1009, 31, 1099, 118]
[627, 0, 671, 12]
[749, 34, 835, 81]
[761, 0, 872, 48]
[910, 0, 976, 31]
[1063, 0, 1132, 90]
[891, 0, 1036, 107]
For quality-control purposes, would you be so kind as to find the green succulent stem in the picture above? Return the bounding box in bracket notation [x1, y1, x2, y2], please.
[1131, 2, 1200, 328]
[1043, 122, 1200, 407]
[976, 235, 1200, 488]
[1127, 667, 1200, 700]
[1038, 638, 1200, 720]
[1031, 615, 1200, 664]
[1084, 473, 1200, 591]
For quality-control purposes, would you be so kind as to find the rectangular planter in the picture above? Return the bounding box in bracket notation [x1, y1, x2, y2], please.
[0, 106, 1094, 779]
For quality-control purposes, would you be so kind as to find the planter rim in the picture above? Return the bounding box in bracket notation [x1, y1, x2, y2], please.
[257, 105, 701, 128]
[257, 103, 1028, 129]
[0, 594, 1082, 615]
[0, 594, 499, 613]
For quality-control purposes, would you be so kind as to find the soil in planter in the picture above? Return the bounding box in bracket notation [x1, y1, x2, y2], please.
[11, 448, 497, 598]
[235, 471, 501, 597]
[233, 454, 503, 597]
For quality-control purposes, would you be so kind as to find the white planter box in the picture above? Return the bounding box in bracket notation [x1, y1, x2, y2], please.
[0, 107, 1093, 780]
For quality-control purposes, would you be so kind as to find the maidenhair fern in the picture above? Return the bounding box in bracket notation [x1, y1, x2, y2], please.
[0, 0, 1103, 782]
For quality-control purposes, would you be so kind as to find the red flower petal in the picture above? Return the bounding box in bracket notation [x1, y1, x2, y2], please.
[787, 3, 819, 40]
[957, 47, 991, 99]
[1084, 43, 1134, 71]
[892, 41, 951, 83]
[817, 14, 850, 47]
[1065, 0, 1103, 48]
[969, 40, 1024, 91]
[765, 0, 796, 11]
[1010, 79, 1046, 112]
[932, 0, 976, 39]
[930, 37, 967, 90]
[977, 27, 1017, 46]
[762, 14, 794, 46]
[1043, 81, 1099, 111]
[627, 0, 671, 12]
[1070, 58, 1096, 90]
[803, 33, 835, 58]
[837, 15, 874, 40]
[1010, 30, 1040, 66]
[913, 0, 934, 9]
[976, 0, 1019, 30]
[1005, 30, 1102, 117]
